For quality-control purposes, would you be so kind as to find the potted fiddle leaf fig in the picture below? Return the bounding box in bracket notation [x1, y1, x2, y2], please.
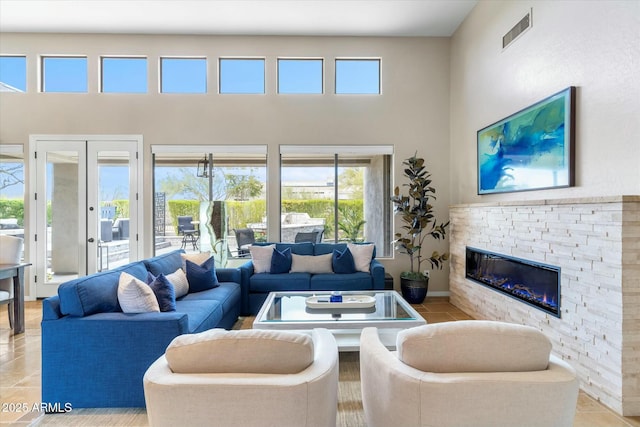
[391, 153, 449, 303]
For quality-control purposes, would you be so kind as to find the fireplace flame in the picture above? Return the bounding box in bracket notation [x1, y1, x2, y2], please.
[465, 248, 560, 317]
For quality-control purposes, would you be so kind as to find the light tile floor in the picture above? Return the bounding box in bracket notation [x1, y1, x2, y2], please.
[1, 298, 639, 426]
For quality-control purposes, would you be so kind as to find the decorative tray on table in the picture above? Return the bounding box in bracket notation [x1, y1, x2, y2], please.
[305, 295, 376, 309]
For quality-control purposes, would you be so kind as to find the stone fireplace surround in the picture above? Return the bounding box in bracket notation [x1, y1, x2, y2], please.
[449, 196, 640, 416]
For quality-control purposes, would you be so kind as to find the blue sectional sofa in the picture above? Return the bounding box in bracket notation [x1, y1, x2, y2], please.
[239, 242, 385, 315]
[41, 249, 241, 409]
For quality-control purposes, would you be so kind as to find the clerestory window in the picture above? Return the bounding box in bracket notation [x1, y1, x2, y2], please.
[41, 56, 87, 93]
[160, 57, 207, 94]
[0, 56, 27, 92]
[219, 58, 265, 94]
[101, 57, 147, 93]
[335, 59, 381, 94]
[277, 58, 323, 94]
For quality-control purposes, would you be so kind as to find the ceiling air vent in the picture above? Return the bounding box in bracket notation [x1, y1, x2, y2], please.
[503, 10, 532, 49]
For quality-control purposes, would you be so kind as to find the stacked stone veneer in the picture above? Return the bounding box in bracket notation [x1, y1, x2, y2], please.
[449, 196, 640, 416]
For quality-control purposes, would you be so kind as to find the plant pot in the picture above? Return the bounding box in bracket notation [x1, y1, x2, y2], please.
[400, 276, 428, 304]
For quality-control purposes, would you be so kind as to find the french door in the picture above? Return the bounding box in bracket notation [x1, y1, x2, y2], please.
[31, 136, 142, 298]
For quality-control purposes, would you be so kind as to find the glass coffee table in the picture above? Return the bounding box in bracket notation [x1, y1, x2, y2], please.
[253, 290, 426, 351]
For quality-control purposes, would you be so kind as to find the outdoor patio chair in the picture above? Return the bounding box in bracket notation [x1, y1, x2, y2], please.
[112, 218, 130, 240]
[233, 228, 255, 257]
[294, 228, 324, 243]
[177, 216, 194, 235]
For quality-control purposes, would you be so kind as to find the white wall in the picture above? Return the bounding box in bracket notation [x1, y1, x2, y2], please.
[450, 0, 640, 205]
[0, 33, 452, 291]
[449, 0, 640, 415]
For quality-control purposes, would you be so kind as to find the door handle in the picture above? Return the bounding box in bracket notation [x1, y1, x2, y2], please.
[88, 238, 95, 243]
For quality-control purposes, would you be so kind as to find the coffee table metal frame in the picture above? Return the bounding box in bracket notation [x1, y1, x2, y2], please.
[253, 290, 426, 351]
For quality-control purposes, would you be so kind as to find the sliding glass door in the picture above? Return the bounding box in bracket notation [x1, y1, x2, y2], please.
[152, 145, 267, 265]
[280, 146, 393, 255]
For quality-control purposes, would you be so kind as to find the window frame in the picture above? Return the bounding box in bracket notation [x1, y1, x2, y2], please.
[151, 145, 268, 259]
[100, 56, 148, 94]
[40, 55, 88, 93]
[279, 145, 393, 256]
[159, 56, 208, 94]
[0, 55, 27, 92]
[277, 57, 324, 95]
[335, 58, 381, 95]
[218, 57, 266, 95]
[0, 144, 26, 252]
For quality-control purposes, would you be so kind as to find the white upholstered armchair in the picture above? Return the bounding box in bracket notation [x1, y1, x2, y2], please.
[0, 235, 23, 328]
[360, 321, 579, 427]
[144, 328, 339, 427]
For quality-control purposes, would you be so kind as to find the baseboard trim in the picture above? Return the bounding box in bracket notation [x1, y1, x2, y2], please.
[426, 291, 450, 297]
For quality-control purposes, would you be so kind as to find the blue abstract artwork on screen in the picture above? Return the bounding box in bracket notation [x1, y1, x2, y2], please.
[477, 87, 575, 194]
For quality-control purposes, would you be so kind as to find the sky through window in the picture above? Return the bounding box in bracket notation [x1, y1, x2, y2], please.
[278, 59, 323, 94]
[1, 55, 381, 95]
[219, 58, 265, 94]
[161, 58, 207, 93]
[102, 57, 147, 93]
[42, 57, 87, 92]
[0, 56, 26, 92]
[335, 59, 380, 94]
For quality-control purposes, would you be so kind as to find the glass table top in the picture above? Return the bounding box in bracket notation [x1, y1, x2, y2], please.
[256, 290, 421, 325]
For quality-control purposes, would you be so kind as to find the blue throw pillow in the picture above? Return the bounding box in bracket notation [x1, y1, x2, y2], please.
[332, 248, 357, 274]
[185, 257, 219, 293]
[146, 272, 177, 312]
[271, 247, 292, 274]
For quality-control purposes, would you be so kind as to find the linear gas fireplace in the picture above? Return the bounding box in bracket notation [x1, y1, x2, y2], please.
[465, 247, 560, 317]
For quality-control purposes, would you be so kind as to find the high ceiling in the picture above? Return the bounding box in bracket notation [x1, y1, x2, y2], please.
[0, 0, 477, 37]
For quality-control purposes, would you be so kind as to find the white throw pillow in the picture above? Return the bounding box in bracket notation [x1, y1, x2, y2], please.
[249, 244, 275, 273]
[290, 253, 333, 274]
[166, 328, 314, 374]
[347, 243, 374, 272]
[181, 251, 211, 271]
[117, 272, 159, 313]
[166, 268, 189, 298]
